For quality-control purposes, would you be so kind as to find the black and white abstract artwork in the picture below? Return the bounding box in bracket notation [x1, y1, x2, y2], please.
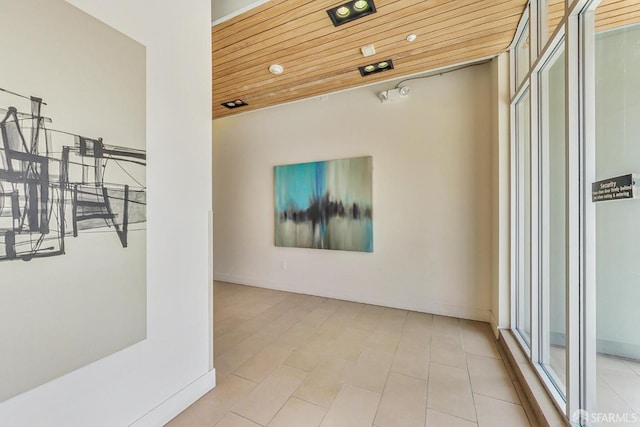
[0, 88, 146, 261]
[0, 0, 147, 402]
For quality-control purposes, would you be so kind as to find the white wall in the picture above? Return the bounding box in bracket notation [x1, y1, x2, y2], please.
[213, 63, 494, 321]
[0, 0, 213, 425]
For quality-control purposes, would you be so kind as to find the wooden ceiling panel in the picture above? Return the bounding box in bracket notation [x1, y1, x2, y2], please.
[212, 0, 528, 119]
[214, 0, 522, 83]
[214, 0, 432, 73]
[213, 0, 518, 76]
[240, 36, 512, 109]
[213, 13, 521, 100]
[597, 0, 640, 32]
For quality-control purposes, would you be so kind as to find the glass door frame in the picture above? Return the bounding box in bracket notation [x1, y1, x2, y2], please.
[537, 36, 567, 398]
[510, 2, 534, 356]
[576, 0, 599, 419]
[509, 0, 600, 422]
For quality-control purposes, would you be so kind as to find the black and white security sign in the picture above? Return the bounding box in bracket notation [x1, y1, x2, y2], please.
[592, 174, 638, 202]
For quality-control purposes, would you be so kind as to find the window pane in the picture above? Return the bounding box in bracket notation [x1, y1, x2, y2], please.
[542, 0, 565, 47]
[593, 0, 640, 419]
[516, 89, 531, 346]
[540, 42, 566, 395]
[515, 21, 530, 89]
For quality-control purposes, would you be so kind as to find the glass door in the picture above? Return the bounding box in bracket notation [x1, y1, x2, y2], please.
[515, 88, 532, 348]
[539, 40, 567, 397]
[585, 0, 640, 423]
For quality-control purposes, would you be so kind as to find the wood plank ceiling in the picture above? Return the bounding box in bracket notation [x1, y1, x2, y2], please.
[212, 0, 529, 119]
[596, 0, 640, 32]
[545, 0, 640, 37]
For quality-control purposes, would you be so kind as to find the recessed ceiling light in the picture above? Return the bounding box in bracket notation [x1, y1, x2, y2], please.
[269, 64, 284, 75]
[353, 0, 369, 11]
[406, 34, 417, 42]
[221, 99, 248, 109]
[326, 0, 376, 27]
[336, 6, 350, 17]
[358, 59, 394, 77]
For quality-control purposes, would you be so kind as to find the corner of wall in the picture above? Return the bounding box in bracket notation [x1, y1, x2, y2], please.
[490, 52, 512, 332]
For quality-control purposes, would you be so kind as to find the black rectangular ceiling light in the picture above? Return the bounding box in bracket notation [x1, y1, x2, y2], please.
[327, 0, 376, 27]
[221, 99, 248, 109]
[358, 59, 394, 77]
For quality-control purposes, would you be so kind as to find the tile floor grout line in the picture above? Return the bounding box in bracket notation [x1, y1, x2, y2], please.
[461, 319, 481, 425]
[227, 409, 262, 426]
[465, 349, 526, 407]
[371, 311, 407, 427]
[428, 408, 481, 426]
[228, 373, 259, 386]
[472, 390, 526, 406]
[424, 315, 434, 427]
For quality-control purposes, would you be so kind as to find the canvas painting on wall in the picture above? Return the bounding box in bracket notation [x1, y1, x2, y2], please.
[274, 156, 373, 252]
[0, 0, 146, 402]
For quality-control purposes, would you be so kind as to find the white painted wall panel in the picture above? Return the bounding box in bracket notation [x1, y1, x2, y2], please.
[213, 64, 493, 321]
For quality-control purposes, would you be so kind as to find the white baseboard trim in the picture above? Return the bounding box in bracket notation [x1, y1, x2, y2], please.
[129, 369, 216, 427]
[214, 273, 492, 323]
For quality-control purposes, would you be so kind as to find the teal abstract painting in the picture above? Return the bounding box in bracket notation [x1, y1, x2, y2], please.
[274, 156, 373, 252]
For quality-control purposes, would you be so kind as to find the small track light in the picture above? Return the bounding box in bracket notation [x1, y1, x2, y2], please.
[377, 86, 410, 103]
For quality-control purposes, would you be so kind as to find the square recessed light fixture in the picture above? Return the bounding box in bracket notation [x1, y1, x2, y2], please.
[358, 59, 394, 77]
[221, 99, 248, 109]
[327, 0, 376, 27]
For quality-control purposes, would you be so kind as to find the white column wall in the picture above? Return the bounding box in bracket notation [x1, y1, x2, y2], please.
[0, 1, 214, 425]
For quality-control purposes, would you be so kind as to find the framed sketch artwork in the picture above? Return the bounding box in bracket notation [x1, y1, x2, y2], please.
[0, 0, 146, 401]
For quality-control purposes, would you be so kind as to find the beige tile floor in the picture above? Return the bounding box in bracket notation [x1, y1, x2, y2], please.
[595, 355, 640, 427]
[549, 346, 640, 426]
[167, 282, 536, 427]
